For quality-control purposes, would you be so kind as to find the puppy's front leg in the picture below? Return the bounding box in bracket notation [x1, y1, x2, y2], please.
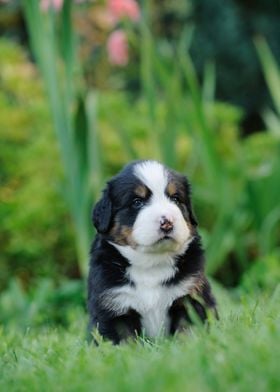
[189, 275, 219, 321]
[92, 309, 142, 344]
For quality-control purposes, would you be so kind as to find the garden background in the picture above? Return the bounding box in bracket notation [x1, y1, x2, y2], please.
[0, 1, 279, 391]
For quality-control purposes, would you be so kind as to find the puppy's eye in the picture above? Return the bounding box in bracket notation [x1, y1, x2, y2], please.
[170, 194, 180, 204]
[132, 197, 144, 209]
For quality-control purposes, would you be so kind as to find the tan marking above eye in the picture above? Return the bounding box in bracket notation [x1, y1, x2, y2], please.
[134, 184, 149, 198]
[166, 180, 187, 200]
[166, 182, 178, 197]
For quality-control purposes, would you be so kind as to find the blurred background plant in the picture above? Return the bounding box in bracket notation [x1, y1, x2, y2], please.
[0, 0, 279, 328]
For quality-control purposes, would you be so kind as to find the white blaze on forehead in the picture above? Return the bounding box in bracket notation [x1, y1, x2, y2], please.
[134, 161, 168, 196]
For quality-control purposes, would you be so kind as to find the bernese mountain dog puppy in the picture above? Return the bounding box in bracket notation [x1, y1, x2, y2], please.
[88, 160, 218, 344]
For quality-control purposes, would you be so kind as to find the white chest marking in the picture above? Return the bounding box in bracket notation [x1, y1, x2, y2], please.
[102, 262, 195, 338]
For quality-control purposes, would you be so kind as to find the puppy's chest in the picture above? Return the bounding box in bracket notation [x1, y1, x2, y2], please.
[105, 265, 195, 337]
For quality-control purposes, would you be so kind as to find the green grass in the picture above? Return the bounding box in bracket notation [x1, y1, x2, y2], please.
[1, 285, 279, 392]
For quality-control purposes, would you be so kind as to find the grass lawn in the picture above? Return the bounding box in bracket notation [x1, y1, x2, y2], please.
[0, 285, 279, 392]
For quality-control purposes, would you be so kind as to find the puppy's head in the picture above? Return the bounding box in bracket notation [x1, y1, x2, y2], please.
[93, 160, 197, 255]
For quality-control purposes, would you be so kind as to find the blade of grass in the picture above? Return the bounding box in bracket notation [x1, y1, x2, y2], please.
[255, 37, 280, 115]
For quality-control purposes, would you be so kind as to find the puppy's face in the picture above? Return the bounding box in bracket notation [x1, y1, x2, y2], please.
[93, 161, 197, 255]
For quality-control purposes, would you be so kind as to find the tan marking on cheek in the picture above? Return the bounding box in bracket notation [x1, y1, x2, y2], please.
[134, 184, 148, 199]
[110, 223, 137, 247]
[186, 220, 196, 236]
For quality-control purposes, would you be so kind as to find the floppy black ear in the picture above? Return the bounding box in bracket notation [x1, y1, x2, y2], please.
[186, 198, 198, 227]
[183, 176, 198, 227]
[92, 186, 113, 234]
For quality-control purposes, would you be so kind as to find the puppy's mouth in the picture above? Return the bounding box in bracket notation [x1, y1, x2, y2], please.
[155, 235, 174, 244]
[145, 235, 178, 253]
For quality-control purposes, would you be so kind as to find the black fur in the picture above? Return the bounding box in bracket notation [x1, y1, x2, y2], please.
[92, 188, 112, 233]
[88, 161, 218, 343]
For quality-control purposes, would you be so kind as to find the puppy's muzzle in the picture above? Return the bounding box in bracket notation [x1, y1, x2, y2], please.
[160, 216, 174, 234]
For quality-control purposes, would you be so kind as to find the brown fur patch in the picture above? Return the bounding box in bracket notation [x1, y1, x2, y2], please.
[189, 273, 205, 297]
[187, 221, 196, 236]
[166, 180, 186, 200]
[166, 180, 195, 231]
[166, 181, 177, 197]
[134, 184, 149, 199]
[189, 274, 219, 319]
[110, 222, 136, 247]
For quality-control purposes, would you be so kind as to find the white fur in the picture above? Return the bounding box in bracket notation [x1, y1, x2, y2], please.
[134, 160, 168, 198]
[102, 258, 196, 337]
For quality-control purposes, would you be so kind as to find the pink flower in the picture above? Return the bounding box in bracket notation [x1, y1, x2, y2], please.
[107, 30, 129, 66]
[107, 0, 140, 23]
[40, 0, 64, 12]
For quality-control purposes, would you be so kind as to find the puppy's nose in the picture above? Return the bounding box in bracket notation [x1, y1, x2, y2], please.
[160, 216, 173, 234]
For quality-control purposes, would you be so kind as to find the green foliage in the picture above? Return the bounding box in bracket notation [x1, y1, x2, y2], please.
[256, 37, 280, 137]
[0, 289, 279, 391]
[0, 39, 76, 288]
[189, 0, 280, 118]
[240, 252, 280, 294]
[0, 278, 84, 329]
[22, 0, 102, 277]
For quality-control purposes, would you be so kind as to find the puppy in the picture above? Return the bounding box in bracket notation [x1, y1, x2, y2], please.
[88, 160, 217, 344]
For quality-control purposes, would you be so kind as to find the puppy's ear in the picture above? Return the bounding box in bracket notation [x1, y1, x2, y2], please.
[183, 177, 198, 227]
[186, 198, 198, 227]
[92, 186, 113, 234]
